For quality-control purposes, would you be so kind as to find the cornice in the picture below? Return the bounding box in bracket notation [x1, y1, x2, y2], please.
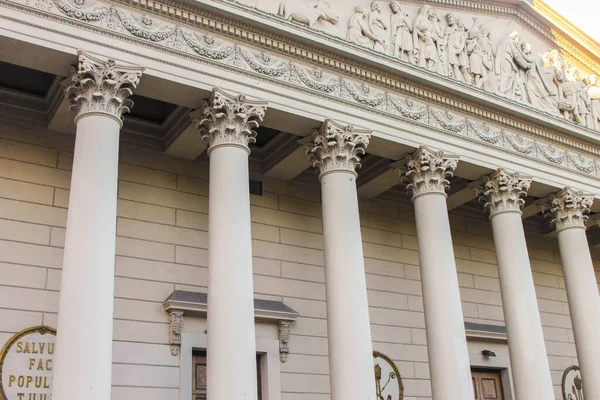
[2, 0, 600, 180]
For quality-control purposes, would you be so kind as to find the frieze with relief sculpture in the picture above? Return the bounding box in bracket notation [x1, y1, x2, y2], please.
[5, 0, 600, 177]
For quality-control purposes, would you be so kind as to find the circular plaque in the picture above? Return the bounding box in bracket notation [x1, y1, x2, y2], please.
[0, 326, 56, 400]
[373, 351, 404, 400]
[562, 365, 584, 400]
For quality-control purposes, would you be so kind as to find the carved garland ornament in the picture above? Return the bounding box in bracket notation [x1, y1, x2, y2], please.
[5, 0, 600, 177]
[303, 119, 371, 178]
[64, 51, 144, 123]
[190, 88, 268, 154]
[475, 169, 532, 217]
[393, 146, 459, 199]
[540, 187, 595, 231]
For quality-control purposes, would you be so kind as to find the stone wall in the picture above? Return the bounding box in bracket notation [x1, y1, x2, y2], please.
[0, 124, 598, 399]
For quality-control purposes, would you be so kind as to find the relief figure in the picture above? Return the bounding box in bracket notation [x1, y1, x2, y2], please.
[413, 5, 438, 71]
[347, 6, 385, 49]
[368, 2, 388, 52]
[389, 1, 413, 62]
[556, 69, 584, 124]
[466, 19, 485, 88]
[277, 0, 339, 28]
[444, 13, 471, 83]
[496, 31, 529, 100]
[585, 75, 600, 130]
[519, 42, 558, 113]
[478, 26, 498, 91]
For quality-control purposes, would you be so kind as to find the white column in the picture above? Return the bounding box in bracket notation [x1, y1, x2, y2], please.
[303, 120, 376, 400]
[392, 147, 473, 400]
[541, 188, 600, 399]
[191, 89, 267, 400]
[476, 169, 554, 400]
[52, 52, 143, 400]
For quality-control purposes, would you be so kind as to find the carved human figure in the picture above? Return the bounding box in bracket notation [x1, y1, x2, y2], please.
[413, 5, 438, 70]
[585, 74, 600, 130]
[389, 1, 413, 62]
[368, 1, 387, 52]
[478, 26, 498, 91]
[466, 20, 485, 88]
[574, 71, 594, 128]
[347, 6, 384, 49]
[496, 31, 529, 100]
[444, 13, 471, 83]
[431, 11, 446, 74]
[277, 0, 339, 28]
[519, 42, 558, 113]
[556, 69, 584, 124]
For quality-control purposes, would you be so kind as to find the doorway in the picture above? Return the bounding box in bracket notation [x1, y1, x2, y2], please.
[472, 369, 504, 400]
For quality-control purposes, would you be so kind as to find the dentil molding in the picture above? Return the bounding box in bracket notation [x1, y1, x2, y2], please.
[3, 0, 600, 179]
[64, 50, 144, 123]
[540, 187, 595, 232]
[392, 146, 459, 199]
[303, 119, 371, 178]
[476, 168, 532, 217]
[189, 88, 268, 154]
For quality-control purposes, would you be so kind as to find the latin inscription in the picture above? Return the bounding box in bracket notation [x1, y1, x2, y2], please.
[0, 327, 55, 400]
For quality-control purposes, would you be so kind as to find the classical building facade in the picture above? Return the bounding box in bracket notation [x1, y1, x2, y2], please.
[0, 0, 599, 399]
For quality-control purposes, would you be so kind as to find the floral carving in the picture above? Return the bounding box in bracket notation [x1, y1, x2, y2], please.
[467, 120, 503, 144]
[117, 10, 174, 41]
[290, 64, 339, 93]
[181, 32, 233, 60]
[569, 154, 595, 173]
[169, 311, 184, 356]
[279, 321, 291, 363]
[342, 80, 385, 107]
[540, 187, 594, 231]
[52, 0, 108, 21]
[64, 51, 144, 122]
[190, 88, 267, 154]
[431, 110, 467, 133]
[505, 132, 536, 154]
[237, 47, 288, 77]
[537, 143, 566, 164]
[387, 95, 428, 121]
[303, 119, 371, 178]
[392, 146, 460, 198]
[475, 169, 532, 217]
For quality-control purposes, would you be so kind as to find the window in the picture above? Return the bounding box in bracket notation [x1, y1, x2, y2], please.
[192, 351, 262, 400]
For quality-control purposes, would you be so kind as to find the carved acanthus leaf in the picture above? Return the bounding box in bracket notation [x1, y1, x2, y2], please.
[475, 169, 531, 216]
[393, 147, 459, 198]
[303, 119, 371, 178]
[190, 88, 267, 153]
[64, 51, 144, 122]
[540, 187, 595, 231]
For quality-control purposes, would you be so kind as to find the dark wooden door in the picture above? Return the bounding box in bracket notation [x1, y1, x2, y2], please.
[472, 370, 503, 400]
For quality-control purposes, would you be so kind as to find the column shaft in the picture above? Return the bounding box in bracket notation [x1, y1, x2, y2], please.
[207, 145, 257, 399]
[557, 227, 600, 399]
[490, 212, 554, 399]
[413, 193, 473, 400]
[52, 115, 121, 399]
[321, 171, 375, 400]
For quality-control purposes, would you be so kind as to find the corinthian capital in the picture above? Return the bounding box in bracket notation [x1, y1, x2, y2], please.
[190, 88, 267, 154]
[303, 120, 371, 178]
[475, 169, 532, 217]
[540, 187, 595, 231]
[65, 51, 144, 124]
[392, 146, 459, 199]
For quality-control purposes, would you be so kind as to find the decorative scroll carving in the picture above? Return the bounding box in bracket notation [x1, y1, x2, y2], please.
[277, 0, 339, 27]
[190, 88, 267, 154]
[303, 119, 371, 178]
[279, 321, 291, 363]
[540, 187, 594, 231]
[561, 365, 584, 400]
[168, 311, 184, 356]
[64, 51, 144, 122]
[392, 146, 459, 198]
[475, 169, 531, 217]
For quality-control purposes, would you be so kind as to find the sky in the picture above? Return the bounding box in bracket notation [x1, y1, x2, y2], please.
[544, 0, 600, 42]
